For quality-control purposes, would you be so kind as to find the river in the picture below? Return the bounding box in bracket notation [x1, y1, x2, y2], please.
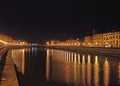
[9, 47, 120, 86]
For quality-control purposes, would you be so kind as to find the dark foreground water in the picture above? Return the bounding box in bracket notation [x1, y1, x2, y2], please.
[9, 47, 120, 86]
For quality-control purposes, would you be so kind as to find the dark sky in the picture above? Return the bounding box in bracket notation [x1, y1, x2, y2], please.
[0, 0, 120, 43]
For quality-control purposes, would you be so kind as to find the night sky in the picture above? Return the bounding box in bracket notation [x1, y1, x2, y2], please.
[0, 0, 120, 43]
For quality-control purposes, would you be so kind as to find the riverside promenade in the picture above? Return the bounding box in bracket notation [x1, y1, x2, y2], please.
[0, 46, 19, 86]
[0, 45, 32, 86]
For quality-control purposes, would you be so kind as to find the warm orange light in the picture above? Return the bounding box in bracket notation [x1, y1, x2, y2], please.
[104, 58, 110, 86]
[0, 40, 9, 44]
[46, 42, 50, 45]
[88, 55, 91, 63]
[94, 55, 99, 86]
[96, 42, 98, 45]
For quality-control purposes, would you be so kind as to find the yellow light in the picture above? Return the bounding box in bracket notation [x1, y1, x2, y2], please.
[88, 55, 91, 63]
[94, 55, 99, 86]
[105, 42, 108, 44]
[0, 40, 9, 44]
[95, 56, 98, 63]
[104, 58, 110, 86]
[46, 42, 50, 45]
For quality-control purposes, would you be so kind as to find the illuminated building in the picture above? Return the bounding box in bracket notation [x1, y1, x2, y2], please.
[93, 34, 103, 47]
[0, 35, 13, 46]
[84, 36, 93, 47]
[0, 34, 29, 46]
[50, 39, 61, 46]
[103, 31, 120, 48]
[0, 35, 13, 43]
[65, 39, 81, 46]
[49, 39, 81, 46]
[84, 31, 120, 48]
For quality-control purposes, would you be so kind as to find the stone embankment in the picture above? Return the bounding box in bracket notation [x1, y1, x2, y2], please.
[46, 46, 120, 57]
[0, 46, 19, 86]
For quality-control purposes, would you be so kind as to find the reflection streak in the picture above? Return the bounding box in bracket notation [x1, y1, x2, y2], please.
[46, 49, 50, 81]
[45, 49, 117, 86]
[87, 55, 92, 86]
[94, 56, 99, 86]
[104, 58, 110, 86]
[82, 55, 86, 86]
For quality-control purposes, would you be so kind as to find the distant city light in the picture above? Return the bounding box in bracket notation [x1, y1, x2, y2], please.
[46, 42, 50, 45]
[32, 44, 38, 46]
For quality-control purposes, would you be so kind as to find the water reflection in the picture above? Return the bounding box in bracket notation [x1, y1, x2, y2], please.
[32, 47, 37, 56]
[78, 54, 80, 63]
[11, 49, 25, 74]
[118, 63, 120, 85]
[7, 48, 120, 86]
[87, 55, 92, 86]
[22, 49, 25, 74]
[82, 55, 86, 86]
[46, 49, 120, 86]
[104, 58, 110, 86]
[46, 49, 50, 81]
[94, 56, 99, 86]
[118, 63, 120, 80]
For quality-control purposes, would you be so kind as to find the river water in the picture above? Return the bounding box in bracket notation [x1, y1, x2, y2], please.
[9, 47, 120, 86]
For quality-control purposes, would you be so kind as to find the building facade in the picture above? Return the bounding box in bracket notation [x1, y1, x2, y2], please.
[48, 39, 81, 46]
[0, 35, 13, 46]
[0, 34, 28, 46]
[84, 36, 93, 47]
[93, 34, 103, 47]
[84, 31, 120, 48]
[103, 31, 120, 48]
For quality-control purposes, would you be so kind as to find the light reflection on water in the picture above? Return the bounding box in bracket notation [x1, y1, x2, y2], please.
[46, 49, 120, 86]
[87, 55, 92, 86]
[104, 58, 110, 86]
[11, 49, 25, 74]
[118, 63, 120, 85]
[10, 48, 120, 86]
[94, 56, 99, 86]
